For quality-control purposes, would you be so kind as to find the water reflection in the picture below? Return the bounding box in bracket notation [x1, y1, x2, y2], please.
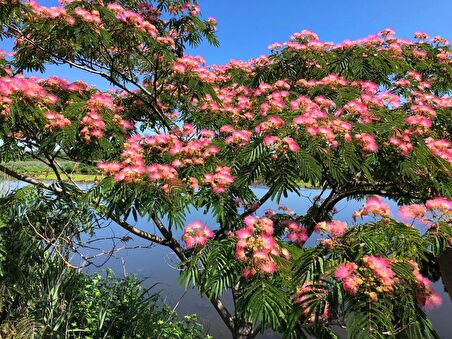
[2, 181, 451, 338]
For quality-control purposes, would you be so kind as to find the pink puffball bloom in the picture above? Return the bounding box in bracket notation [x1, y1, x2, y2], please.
[286, 221, 308, 244]
[182, 221, 214, 249]
[342, 276, 361, 295]
[354, 133, 378, 153]
[414, 31, 429, 40]
[282, 137, 300, 152]
[354, 195, 391, 220]
[241, 267, 257, 279]
[335, 262, 358, 280]
[363, 255, 395, 289]
[315, 220, 347, 237]
[235, 215, 285, 277]
[425, 197, 452, 213]
[236, 227, 253, 240]
[207, 17, 217, 25]
[399, 204, 426, 220]
[260, 260, 277, 274]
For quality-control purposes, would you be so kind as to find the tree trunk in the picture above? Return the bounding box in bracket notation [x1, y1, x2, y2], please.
[439, 246, 452, 300]
[233, 325, 256, 339]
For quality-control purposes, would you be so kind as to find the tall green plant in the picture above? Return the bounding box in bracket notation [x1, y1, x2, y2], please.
[0, 188, 210, 339]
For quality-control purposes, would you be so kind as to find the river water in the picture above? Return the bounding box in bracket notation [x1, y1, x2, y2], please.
[1, 181, 451, 338]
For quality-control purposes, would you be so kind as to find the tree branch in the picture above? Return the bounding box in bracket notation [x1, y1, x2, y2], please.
[240, 187, 274, 219]
[0, 164, 63, 194]
[6, 24, 174, 131]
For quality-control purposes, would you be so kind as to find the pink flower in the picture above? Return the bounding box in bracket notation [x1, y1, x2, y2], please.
[260, 260, 277, 273]
[97, 161, 122, 175]
[363, 256, 395, 289]
[425, 197, 452, 213]
[241, 267, 257, 279]
[235, 215, 285, 277]
[282, 137, 300, 152]
[405, 115, 432, 131]
[354, 195, 391, 220]
[379, 28, 395, 37]
[182, 221, 215, 249]
[414, 32, 429, 40]
[236, 227, 253, 240]
[286, 221, 308, 244]
[335, 262, 358, 280]
[425, 138, 452, 163]
[354, 133, 378, 153]
[315, 220, 347, 237]
[203, 167, 234, 193]
[342, 276, 361, 295]
[207, 17, 217, 25]
[412, 266, 442, 309]
[399, 204, 426, 219]
[423, 291, 442, 309]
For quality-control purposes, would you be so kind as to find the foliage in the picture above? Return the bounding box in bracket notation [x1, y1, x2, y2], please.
[0, 187, 210, 339]
[0, 1, 451, 338]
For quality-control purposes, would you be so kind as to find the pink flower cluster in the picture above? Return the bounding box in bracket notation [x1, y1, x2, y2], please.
[354, 133, 378, 153]
[426, 197, 452, 214]
[0, 75, 58, 118]
[80, 112, 106, 142]
[44, 111, 71, 129]
[40, 76, 89, 94]
[363, 256, 396, 293]
[353, 195, 391, 220]
[97, 135, 179, 187]
[399, 204, 426, 220]
[167, 2, 200, 16]
[284, 221, 308, 244]
[142, 130, 219, 168]
[335, 262, 362, 295]
[173, 55, 206, 74]
[235, 215, 289, 278]
[25, 1, 169, 42]
[397, 197, 450, 226]
[176, 29, 452, 165]
[181, 221, 214, 249]
[409, 261, 442, 309]
[425, 138, 452, 164]
[221, 126, 252, 147]
[73, 7, 103, 26]
[78, 91, 131, 141]
[107, 2, 159, 38]
[334, 257, 442, 307]
[263, 135, 300, 154]
[97, 128, 232, 193]
[203, 166, 234, 194]
[255, 116, 286, 133]
[315, 220, 347, 237]
[28, 1, 76, 25]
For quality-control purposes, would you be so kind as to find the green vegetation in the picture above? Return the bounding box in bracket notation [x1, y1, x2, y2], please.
[0, 187, 210, 339]
[4, 160, 100, 182]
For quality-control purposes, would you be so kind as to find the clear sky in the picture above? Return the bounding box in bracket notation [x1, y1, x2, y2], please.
[190, 0, 452, 64]
[1, 0, 451, 88]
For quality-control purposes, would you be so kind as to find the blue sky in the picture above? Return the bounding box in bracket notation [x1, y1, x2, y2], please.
[191, 0, 452, 64]
[1, 0, 451, 89]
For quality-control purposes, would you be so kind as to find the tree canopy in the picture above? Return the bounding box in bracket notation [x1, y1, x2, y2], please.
[0, 1, 451, 338]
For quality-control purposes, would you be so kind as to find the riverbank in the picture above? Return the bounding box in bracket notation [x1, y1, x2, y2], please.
[2, 160, 320, 187]
[2, 160, 99, 183]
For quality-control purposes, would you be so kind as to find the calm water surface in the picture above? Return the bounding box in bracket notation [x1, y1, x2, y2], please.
[2, 181, 451, 338]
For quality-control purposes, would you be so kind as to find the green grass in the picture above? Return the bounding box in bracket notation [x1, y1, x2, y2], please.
[31, 173, 100, 182]
[4, 160, 100, 182]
